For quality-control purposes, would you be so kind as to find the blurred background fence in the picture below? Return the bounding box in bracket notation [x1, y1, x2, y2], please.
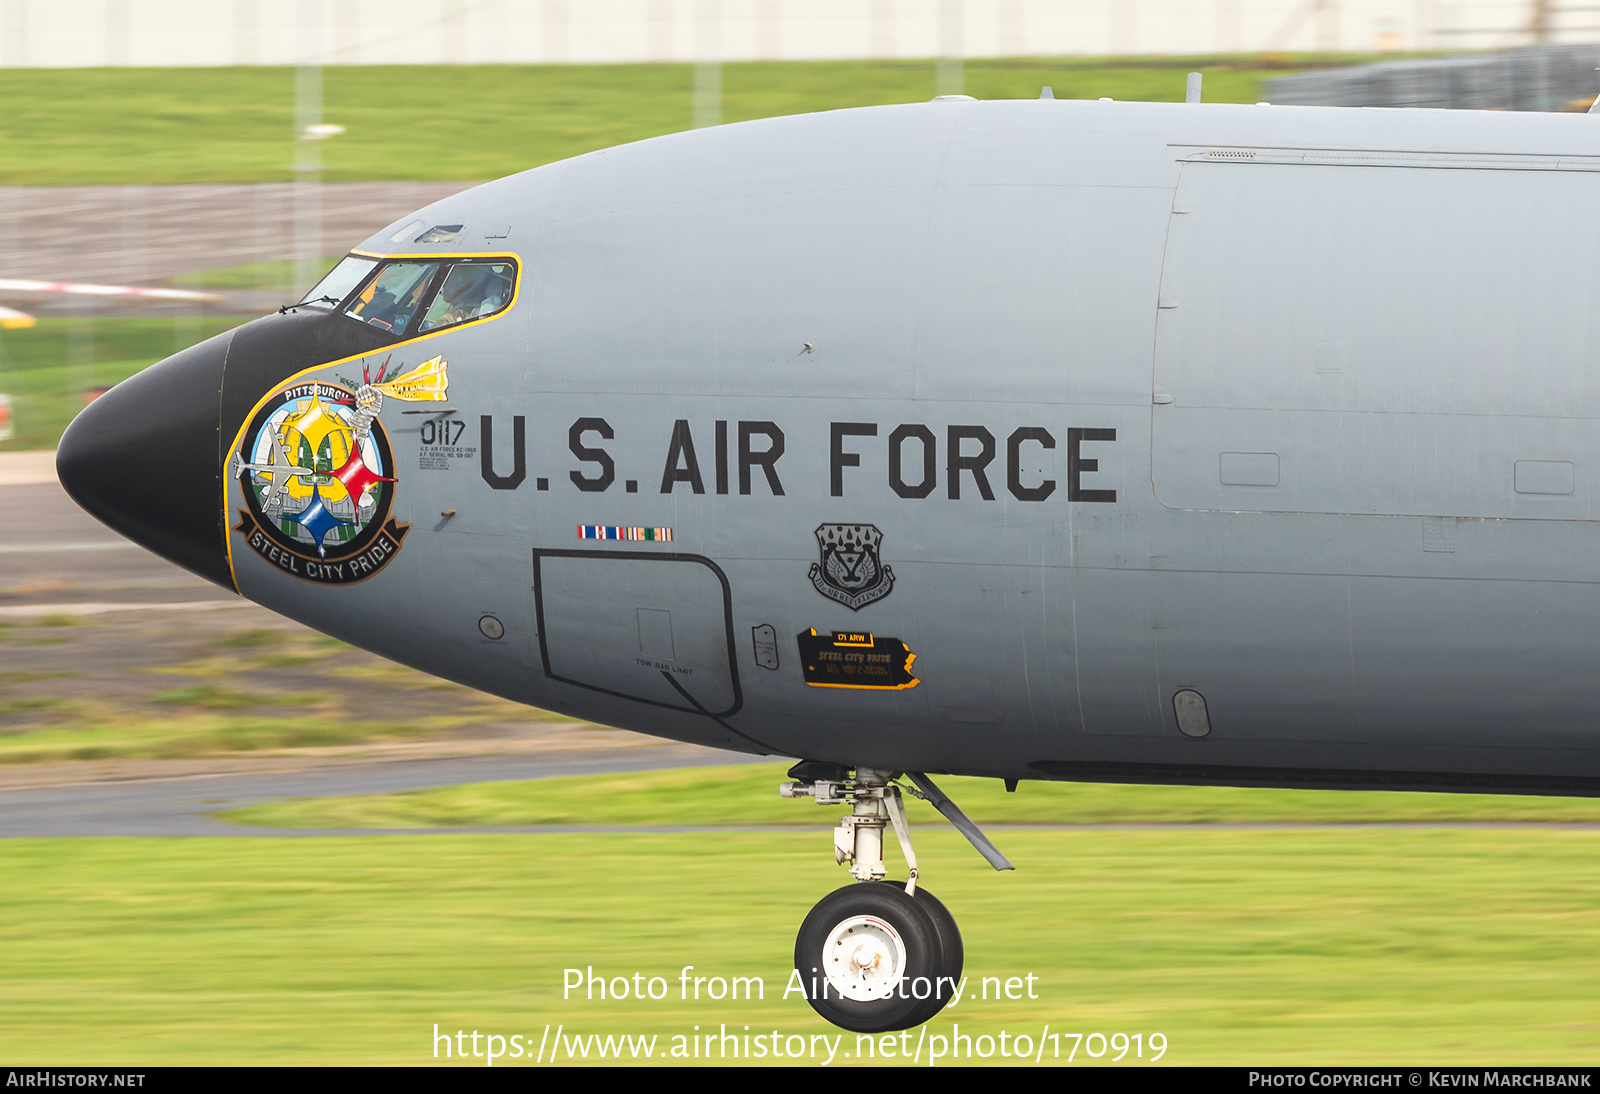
[1269, 41, 1600, 107]
[0, 183, 471, 318]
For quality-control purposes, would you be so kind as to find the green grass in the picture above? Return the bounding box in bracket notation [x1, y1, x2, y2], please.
[0, 56, 1391, 187]
[222, 762, 1600, 830]
[0, 697, 69, 718]
[0, 683, 556, 761]
[1, 827, 1597, 1064]
[150, 686, 326, 711]
[212, 628, 288, 649]
[0, 316, 242, 451]
[0, 712, 433, 762]
[0, 614, 586, 761]
[168, 256, 343, 292]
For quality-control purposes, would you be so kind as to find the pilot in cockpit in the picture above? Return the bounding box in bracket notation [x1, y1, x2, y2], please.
[420, 262, 511, 331]
[345, 261, 437, 333]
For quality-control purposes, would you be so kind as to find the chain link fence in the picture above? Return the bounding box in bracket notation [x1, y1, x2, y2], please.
[1268, 44, 1600, 111]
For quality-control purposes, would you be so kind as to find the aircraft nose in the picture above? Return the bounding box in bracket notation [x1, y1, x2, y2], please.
[56, 330, 237, 592]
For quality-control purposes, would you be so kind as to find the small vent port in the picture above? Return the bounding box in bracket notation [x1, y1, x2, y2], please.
[1173, 689, 1212, 738]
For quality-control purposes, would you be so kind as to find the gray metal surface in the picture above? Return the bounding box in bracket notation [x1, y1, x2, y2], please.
[63, 95, 1600, 799]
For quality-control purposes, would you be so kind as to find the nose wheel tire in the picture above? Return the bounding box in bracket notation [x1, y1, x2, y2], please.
[794, 881, 961, 1033]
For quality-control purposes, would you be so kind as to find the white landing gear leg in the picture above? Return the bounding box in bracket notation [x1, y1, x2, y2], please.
[781, 765, 1010, 1032]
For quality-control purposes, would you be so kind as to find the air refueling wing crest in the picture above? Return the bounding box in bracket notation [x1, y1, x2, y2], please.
[808, 523, 895, 610]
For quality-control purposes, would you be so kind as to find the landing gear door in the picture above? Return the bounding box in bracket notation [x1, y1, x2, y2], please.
[532, 549, 741, 718]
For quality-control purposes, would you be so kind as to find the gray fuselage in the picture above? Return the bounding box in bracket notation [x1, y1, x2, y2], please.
[62, 97, 1600, 793]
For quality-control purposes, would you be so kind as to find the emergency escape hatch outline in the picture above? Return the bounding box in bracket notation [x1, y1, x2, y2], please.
[531, 548, 744, 719]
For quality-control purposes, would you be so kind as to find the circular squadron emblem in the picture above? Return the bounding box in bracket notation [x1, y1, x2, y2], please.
[230, 356, 447, 585]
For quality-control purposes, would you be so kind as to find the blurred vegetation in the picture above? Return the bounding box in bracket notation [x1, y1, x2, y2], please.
[2, 827, 1598, 1063]
[224, 762, 1600, 830]
[0, 619, 566, 762]
[168, 256, 341, 292]
[0, 56, 1407, 186]
[0, 316, 240, 451]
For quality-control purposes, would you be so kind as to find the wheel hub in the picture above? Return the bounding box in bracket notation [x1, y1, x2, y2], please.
[823, 915, 906, 1001]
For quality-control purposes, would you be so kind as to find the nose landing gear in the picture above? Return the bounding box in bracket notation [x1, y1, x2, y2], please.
[782, 765, 1011, 1033]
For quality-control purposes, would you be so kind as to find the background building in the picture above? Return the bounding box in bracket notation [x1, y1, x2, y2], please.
[1, 1, 1597, 69]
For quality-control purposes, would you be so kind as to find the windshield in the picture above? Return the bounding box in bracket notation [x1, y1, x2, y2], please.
[342, 262, 440, 334]
[298, 256, 378, 308]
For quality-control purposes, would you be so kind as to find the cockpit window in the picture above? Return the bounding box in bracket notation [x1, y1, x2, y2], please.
[299, 255, 377, 308]
[327, 255, 517, 340]
[342, 261, 439, 333]
[417, 261, 516, 332]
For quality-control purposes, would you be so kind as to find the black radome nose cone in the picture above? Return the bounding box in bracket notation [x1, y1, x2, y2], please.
[57, 330, 237, 592]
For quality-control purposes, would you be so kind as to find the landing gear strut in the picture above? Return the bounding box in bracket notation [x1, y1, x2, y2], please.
[782, 765, 1011, 1032]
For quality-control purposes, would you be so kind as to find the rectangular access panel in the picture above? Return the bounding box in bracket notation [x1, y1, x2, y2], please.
[533, 550, 741, 718]
[1152, 154, 1600, 520]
